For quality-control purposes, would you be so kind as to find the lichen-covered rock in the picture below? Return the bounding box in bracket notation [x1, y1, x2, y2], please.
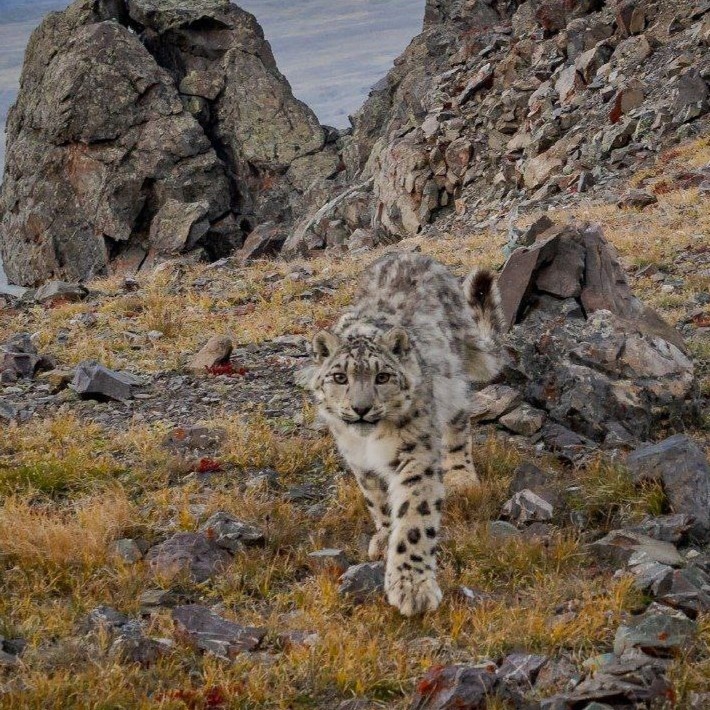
[0, 0, 341, 285]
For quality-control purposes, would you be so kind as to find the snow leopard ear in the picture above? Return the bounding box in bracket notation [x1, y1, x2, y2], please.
[312, 331, 340, 363]
[381, 327, 409, 357]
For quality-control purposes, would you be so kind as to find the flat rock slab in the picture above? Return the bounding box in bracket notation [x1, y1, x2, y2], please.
[497, 652, 548, 687]
[338, 562, 384, 602]
[501, 489, 554, 524]
[173, 604, 266, 659]
[72, 361, 142, 402]
[145, 532, 232, 583]
[627, 435, 710, 538]
[410, 664, 497, 709]
[470, 384, 522, 422]
[614, 604, 697, 656]
[199, 511, 265, 552]
[588, 529, 683, 567]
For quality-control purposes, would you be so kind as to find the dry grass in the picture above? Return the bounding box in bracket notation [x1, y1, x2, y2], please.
[0, 135, 708, 707]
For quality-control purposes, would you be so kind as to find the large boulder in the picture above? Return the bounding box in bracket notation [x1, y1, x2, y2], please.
[500, 223, 697, 448]
[0, 0, 342, 285]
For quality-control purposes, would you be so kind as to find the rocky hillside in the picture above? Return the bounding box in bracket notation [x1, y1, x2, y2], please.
[0, 1, 708, 708]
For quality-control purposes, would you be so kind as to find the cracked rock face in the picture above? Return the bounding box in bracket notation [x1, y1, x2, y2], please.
[0, 0, 340, 286]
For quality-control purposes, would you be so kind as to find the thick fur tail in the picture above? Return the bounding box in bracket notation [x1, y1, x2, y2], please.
[463, 268, 504, 338]
[462, 268, 504, 383]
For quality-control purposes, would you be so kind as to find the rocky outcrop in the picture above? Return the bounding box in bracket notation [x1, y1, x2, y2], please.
[284, 0, 710, 254]
[0, 0, 344, 285]
[496, 222, 697, 449]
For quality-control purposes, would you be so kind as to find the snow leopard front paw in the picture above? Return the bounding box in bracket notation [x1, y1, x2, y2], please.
[385, 565, 442, 617]
[368, 529, 389, 561]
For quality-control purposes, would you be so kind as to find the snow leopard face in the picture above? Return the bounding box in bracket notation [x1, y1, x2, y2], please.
[310, 328, 420, 433]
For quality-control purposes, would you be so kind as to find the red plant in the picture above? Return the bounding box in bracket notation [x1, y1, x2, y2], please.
[205, 363, 248, 377]
[197, 458, 222, 473]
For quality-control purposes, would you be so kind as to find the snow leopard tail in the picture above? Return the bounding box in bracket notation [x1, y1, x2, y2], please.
[462, 268, 505, 383]
[463, 268, 504, 338]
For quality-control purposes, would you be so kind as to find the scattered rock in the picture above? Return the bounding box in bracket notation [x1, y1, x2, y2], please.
[627, 435, 710, 539]
[198, 512, 265, 552]
[34, 281, 88, 306]
[173, 604, 266, 658]
[501, 490, 554, 525]
[189, 336, 233, 373]
[588, 529, 684, 567]
[145, 533, 232, 583]
[112, 539, 145, 564]
[499, 404, 546, 436]
[338, 562, 385, 602]
[614, 604, 697, 656]
[630, 513, 694, 544]
[617, 190, 658, 210]
[308, 549, 350, 574]
[108, 622, 171, 666]
[469, 384, 522, 422]
[72, 361, 142, 402]
[497, 653, 548, 688]
[410, 664, 497, 710]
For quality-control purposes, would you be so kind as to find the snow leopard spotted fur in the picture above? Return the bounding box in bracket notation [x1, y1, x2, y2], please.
[306, 252, 503, 616]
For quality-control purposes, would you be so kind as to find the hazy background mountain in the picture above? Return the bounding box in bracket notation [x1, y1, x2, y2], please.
[0, 0, 426, 172]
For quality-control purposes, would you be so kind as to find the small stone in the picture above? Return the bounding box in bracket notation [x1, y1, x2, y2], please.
[338, 562, 385, 602]
[173, 604, 266, 658]
[34, 281, 88, 306]
[108, 623, 171, 666]
[308, 548, 350, 574]
[237, 222, 286, 262]
[488, 520, 522, 540]
[139, 589, 177, 610]
[145, 533, 232, 583]
[501, 490, 554, 524]
[588, 529, 683, 568]
[458, 63, 494, 104]
[0, 400, 17, 422]
[189, 335, 233, 373]
[499, 404, 546, 436]
[617, 190, 657, 209]
[85, 606, 130, 632]
[630, 514, 694, 543]
[199, 512, 265, 552]
[277, 630, 320, 650]
[72, 361, 141, 401]
[497, 652, 548, 687]
[113, 539, 144, 564]
[470, 384, 522, 422]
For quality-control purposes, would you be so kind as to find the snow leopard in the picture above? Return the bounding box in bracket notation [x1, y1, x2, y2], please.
[306, 251, 503, 616]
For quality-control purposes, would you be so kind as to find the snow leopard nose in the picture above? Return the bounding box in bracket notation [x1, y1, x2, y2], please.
[352, 404, 372, 418]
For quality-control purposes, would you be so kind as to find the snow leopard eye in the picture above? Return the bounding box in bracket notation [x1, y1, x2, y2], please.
[332, 372, 348, 385]
[375, 373, 391, 385]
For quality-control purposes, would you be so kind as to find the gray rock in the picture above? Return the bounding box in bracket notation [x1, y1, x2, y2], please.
[139, 588, 178, 611]
[338, 562, 385, 602]
[308, 548, 350, 574]
[653, 566, 710, 618]
[72, 361, 142, 401]
[488, 520, 522, 541]
[627, 561, 674, 592]
[501, 490, 554, 524]
[237, 223, 287, 263]
[469, 384, 522, 422]
[588, 529, 684, 568]
[630, 513, 694, 543]
[0, 400, 17, 422]
[617, 190, 658, 210]
[497, 653, 548, 687]
[198, 511, 265, 552]
[85, 606, 130, 632]
[627, 435, 710, 538]
[614, 604, 696, 656]
[172, 604, 266, 658]
[34, 281, 88, 305]
[409, 664, 497, 709]
[189, 335, 233, 373]
[112, 539, 144, 564]
[499, 404, 546, 436]
[108, 622, 171, 666]
[145, 532, 232, 583]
